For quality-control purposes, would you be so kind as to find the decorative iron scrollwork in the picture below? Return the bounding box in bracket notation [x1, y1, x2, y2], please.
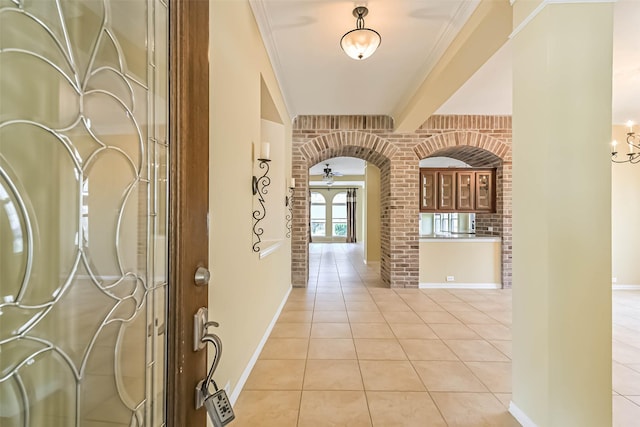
[252, 159, 271, 252]
[285, 187, 294, 238]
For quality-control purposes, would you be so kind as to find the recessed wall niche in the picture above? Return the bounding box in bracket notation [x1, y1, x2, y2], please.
[253, 75, 285, 256]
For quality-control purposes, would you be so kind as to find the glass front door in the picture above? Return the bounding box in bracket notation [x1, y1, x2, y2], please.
[0, 0, 169, 425]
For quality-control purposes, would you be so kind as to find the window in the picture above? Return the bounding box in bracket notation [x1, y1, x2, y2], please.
[332, 192, 347, 237]
[310, 192, 326, 236]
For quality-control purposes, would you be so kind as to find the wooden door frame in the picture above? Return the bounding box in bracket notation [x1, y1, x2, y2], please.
[167, 0, 209, 425]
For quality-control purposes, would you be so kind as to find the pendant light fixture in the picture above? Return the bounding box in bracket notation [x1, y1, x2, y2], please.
[340, 6, 381, 60]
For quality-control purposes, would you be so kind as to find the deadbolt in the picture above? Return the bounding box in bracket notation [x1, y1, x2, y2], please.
[195, 266, 210, 286]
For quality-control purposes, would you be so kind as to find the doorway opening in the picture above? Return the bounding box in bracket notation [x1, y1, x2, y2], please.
[308, 157, 381, 266]
[418, 146, 510, 289]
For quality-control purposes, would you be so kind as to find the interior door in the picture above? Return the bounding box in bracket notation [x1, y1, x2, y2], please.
[167, 0, 209, 425]
[0, 0, 208, 425]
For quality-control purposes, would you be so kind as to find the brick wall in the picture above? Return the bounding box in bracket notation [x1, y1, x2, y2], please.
[292, 115, 512, 288]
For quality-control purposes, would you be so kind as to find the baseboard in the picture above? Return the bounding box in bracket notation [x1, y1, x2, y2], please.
[508, 401, 537, 427]
[419, 282, 501, 289]
[229, 284, 292, 405]
[613, 284, 640, 290]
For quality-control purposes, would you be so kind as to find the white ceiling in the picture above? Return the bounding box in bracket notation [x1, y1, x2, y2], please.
[309, 157, 366, 175]
[251, 0, 640, 125]
[435, 42, 512, 117]
[612, 0, 640, 124]
[436, 0, 640, 124]
[250, 0, 480, 117]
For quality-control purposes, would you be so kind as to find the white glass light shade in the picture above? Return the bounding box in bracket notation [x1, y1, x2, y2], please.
[340, 28, 381, 60]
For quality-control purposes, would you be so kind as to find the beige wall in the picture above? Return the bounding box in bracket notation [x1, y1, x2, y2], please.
[419, 240, 501, 285]
[365, 163, 381, 262]
[209, 0, 292, 399]
[612, 124, 640, 285]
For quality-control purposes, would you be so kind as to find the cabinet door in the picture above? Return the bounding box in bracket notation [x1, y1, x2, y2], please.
[420, 170, 437, 211]
[438, 171, 456, 210]
[476, 171, 494, 211]
[456, 171, 475, 211]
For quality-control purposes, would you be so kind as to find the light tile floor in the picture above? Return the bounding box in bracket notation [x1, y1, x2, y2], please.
[233, 243, 640, 426]
[613, 290, 640, 426]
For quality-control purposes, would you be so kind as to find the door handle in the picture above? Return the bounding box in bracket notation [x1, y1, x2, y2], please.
[194, 307, 219, 351]
[193, 307, 235, 426]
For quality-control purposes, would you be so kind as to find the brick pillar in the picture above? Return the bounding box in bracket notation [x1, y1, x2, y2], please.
[388, 148, 420, 288]
[291, 145, 309, 287]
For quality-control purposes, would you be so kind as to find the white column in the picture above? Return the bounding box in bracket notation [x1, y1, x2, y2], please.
[511, 1, 613, 426]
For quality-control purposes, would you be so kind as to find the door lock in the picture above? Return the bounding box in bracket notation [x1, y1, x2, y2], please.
[194, 266, 210, 286]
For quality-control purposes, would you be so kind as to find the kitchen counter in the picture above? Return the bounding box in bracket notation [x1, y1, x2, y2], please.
[420, 233, 501, 242]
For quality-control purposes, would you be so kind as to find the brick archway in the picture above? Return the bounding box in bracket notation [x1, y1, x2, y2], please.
[413, 131, 510, 161]
[292, 115, 513, 289]
[291, 131, 399, 287]
[415, 131, 513, 288]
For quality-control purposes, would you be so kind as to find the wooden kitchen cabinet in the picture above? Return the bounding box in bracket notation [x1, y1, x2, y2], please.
[438, 171, 456, 211]
[419, 168, 495, 213]
[475, 171, 494, 212]
[420, 170, 437, 211]
[456, 171, 475, 210]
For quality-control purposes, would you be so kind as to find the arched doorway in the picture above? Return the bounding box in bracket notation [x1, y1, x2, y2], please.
[292, 116, 512, 289]
[291, 131, 395, 287]
[414, 137, 512, 287]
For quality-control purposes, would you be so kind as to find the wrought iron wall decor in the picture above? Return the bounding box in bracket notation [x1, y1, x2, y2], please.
[252, 158, 271, 252]
[285, 186, 294, 238]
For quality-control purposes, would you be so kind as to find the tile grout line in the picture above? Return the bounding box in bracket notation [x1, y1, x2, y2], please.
[399, 287, 512, 416]
[237, 244, 519, 426]
[339, 244, 388, 427]
[388, 287, 452, 425]
[436, 289, 512, 403]
[296, 244, 323, 427]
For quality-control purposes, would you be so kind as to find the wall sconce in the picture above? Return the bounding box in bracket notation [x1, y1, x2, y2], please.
[252, 143, 271, 252]
[285, 178, 295, 238]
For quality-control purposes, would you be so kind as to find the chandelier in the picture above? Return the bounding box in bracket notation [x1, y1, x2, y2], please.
[340, 6, 381, 61]
[612, 121, 640, 164]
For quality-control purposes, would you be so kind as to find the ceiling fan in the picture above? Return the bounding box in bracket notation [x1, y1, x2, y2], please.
[322, 163, 342, 185]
